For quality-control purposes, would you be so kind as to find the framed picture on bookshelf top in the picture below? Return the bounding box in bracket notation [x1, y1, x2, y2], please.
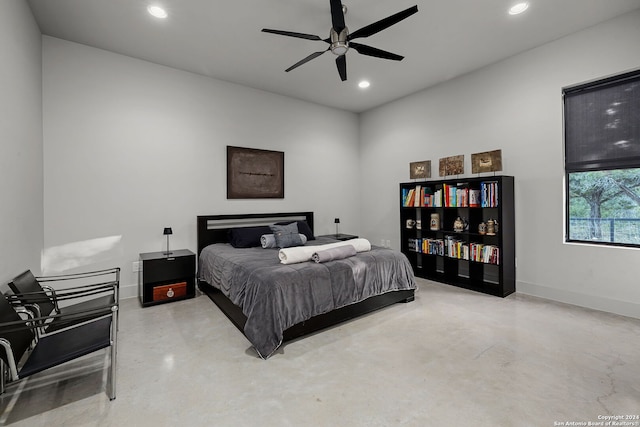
[471, 149, 503, 174]
[410, 160, 431, 179]
[439, 155, 464, 176]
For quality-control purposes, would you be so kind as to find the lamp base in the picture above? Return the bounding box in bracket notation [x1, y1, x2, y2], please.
[164, 235, 172, 256]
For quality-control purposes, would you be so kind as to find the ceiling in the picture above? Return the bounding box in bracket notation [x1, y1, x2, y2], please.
[27, 0, 640, 113]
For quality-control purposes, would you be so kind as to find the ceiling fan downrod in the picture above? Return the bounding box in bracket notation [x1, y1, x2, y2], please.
[330, 4, 349, 56]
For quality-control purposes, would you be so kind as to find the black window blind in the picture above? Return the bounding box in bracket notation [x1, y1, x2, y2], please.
[564, 70, 640, 172]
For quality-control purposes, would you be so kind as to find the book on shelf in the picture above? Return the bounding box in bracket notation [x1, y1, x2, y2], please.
[411, 238, 499, 265]
[469, 189, 481, 207]
[441, 183, 471, 207]
[422, 187, 433, 207]
[403, 184, 449, 208]
[444, 236, 469, 260]
[442, 184, 449, 207]
[403, 188, 415, 207]
[403, 185, 437, 208]
[433, 189, 442, 207]
[469, 243, 500, 265]
[404, 183, 485, 208]
[480, 181, 499, 208]
[421, 238, 444, 256]
[456, 186, 469, 207]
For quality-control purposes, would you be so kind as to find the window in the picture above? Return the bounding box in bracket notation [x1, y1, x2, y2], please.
[564, 69, 640, 247]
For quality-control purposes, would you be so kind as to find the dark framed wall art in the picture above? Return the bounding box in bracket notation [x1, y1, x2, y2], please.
[227, 146, 284, 199]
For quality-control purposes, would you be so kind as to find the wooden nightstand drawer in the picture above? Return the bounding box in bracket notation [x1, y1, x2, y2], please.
[152, 282, 187, 302]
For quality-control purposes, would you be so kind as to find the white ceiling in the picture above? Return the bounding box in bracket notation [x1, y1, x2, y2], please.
[27, 0, 640, 113]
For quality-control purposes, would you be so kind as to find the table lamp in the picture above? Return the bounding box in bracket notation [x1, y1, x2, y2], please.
[163, 227, 173, 255]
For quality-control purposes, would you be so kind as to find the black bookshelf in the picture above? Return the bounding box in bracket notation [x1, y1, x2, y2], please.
[400, 176, 515, 297]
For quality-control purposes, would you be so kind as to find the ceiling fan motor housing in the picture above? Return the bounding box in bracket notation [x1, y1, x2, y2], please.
[330, 27, 349, 55]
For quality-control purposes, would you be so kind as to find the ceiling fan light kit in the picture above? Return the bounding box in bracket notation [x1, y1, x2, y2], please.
[262, 1, 418, 82]
[330, 28, 349, 56]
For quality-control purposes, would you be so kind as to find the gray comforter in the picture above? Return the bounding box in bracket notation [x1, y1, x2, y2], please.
[198, 237, 416, 358]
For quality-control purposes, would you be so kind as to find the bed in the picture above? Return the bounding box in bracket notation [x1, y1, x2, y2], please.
[197, 212, 416, 358]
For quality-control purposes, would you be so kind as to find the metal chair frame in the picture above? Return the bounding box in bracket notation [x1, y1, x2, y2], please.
[0, 290, 118, 400]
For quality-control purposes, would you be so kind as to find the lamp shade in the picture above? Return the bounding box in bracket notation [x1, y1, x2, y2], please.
[334, 218, 340, 224]
[163, 227, 173, 235]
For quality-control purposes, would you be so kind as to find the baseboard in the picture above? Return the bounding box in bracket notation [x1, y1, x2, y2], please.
[517, 280, 640, 320]
[120, 280, 639, 320]
[119, 283, 138, 300]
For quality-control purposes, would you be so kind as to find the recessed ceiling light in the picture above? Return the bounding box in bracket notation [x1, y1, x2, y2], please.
[359, 80, 370, 89]
[147, 5, 168, 19]
[508, 2, 529, 15]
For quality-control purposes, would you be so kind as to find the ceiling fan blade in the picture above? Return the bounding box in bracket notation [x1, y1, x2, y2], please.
[329, 0, 346, 33]
[348, 5, 418, 40]
[285, 50, 329, 73]
[262, 28, 323, 41]
[336, 54, 347, 81]
[349, 42, 404, 61]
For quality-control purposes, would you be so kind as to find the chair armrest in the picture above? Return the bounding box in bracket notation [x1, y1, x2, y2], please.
[36, 267, 120, 285]
[8, 282, 118, 304]
[34, 267, 120, 307]
[1, 303, 117, 336]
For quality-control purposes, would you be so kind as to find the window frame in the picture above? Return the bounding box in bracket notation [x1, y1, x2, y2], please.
[563, 68, 640, 249]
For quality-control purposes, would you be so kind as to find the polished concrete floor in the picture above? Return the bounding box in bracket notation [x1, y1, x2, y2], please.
[1, 278, 638, 426]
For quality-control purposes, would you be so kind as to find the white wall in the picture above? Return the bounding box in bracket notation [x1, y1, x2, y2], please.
[0, 1, 43, 285]
[39, 11, 640, 317]
[360, 10, 640, 319]
[42, 37, 360, 298]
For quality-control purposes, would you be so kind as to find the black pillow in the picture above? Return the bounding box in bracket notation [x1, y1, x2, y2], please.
[227, 226, 272, 248]
[275, 220, 315, 241]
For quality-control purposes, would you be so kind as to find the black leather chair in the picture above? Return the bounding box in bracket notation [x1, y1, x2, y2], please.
[0, 290, 117, 400]
[8, 268, 119, 333]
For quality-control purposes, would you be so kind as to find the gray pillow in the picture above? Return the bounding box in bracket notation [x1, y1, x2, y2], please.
[269, 223, 303, 248]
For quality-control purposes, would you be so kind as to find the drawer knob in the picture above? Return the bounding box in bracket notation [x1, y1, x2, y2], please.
[166, 288, 175, 298]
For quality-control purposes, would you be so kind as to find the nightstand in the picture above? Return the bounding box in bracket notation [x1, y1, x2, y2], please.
[139, 249, 196, 307]
[318, 233, 359, 241]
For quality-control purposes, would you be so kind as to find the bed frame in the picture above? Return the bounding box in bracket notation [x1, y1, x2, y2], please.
[196, 212, 415, 344]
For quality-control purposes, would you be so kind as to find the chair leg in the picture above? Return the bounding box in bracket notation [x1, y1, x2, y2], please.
[0, 360, 5, 395]
[108, 344, 116, 400]
[108, 309, 117, 400]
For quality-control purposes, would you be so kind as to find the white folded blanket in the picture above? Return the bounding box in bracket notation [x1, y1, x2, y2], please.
[311, 245, 357, 263]
[278, 238, 371, 265]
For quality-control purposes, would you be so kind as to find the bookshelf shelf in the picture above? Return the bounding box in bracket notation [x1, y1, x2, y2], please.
[400, 175, 515, 297]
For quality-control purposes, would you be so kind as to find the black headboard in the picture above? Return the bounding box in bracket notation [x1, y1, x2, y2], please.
[197, 212, 314, 256]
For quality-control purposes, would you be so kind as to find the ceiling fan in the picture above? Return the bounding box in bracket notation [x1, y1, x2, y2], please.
[262, 1, 418, 82]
